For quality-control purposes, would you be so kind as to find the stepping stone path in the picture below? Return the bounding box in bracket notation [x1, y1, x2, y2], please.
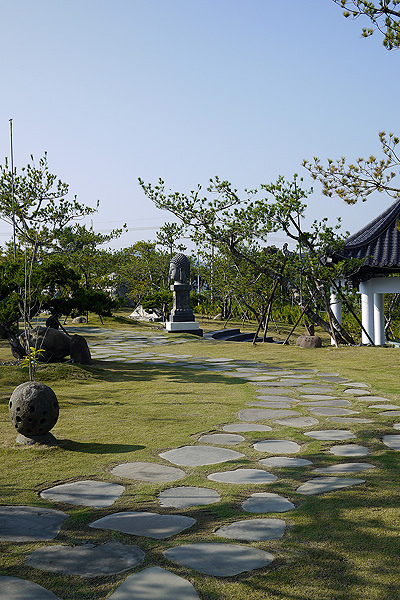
[304, 429, 356, 441]
[90, 512, 196, 539]
[312, 462, 376, 473]
[25, 541, 145, 577]
[4, 327, 399, 597]
[106, 567, 200, 600]
[0, 576, 62, 599]
[159, 445, 244, 466]
[242, 492, 296, 513]
[158, 486, 221, 508]
[253, 439, 301, 453]
[197, 433, 244, 445]
[111, 461, 185, 482]
[214, 518, 286, 541]
[0, 506, 68, 541]
[296, 477, 365, 495]
[163, 543, 274, 576]
[207, 468, 277, 484]
[40, 480, 125, 507]
[329, 444, 370, 456]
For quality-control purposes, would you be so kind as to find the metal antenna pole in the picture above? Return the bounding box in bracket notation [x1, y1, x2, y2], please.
[9, 119, 16, 258]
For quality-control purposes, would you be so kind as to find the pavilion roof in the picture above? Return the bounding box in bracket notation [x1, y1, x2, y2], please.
[333, 197, 400, 282]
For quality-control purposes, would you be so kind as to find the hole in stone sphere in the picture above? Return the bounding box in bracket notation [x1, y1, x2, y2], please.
[42, 411, 47, 416]
[14, 424, 18, 429]
[16, 417, 21, 422]
[29, 406, 35, 413]
[9, 401, 12, 408]
[16, 407, 20, 412]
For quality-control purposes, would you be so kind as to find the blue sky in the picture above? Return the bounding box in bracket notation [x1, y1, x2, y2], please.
[0, 0, 398, 250]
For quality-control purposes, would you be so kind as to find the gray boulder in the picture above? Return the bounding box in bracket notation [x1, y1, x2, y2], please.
[70, 334, 91, 364]
[296, 335, 322, 348]
[20, 327, 70, 362]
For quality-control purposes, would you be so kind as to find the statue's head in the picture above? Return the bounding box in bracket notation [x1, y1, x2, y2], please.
[169, 253, 190, 284]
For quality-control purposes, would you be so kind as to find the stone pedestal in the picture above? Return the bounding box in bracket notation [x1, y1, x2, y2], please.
[165, 283, 203, 337]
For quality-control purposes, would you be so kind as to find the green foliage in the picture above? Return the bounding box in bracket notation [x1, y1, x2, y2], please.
[304, 131, 400, 204]
[333, 0, 400, 49]
[141, 290, 172, 313]
[0, 152, 97, 250]
[19, 346, 45, 377]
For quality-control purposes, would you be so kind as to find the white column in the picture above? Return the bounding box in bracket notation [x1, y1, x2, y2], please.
[330, 286, 342, 346]
[360, 281, 374, 344]
[373, 293, 385, 345]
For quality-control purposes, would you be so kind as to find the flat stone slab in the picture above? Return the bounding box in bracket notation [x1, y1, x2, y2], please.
[298, 386, 335, 394]
[197, 433, 244, 445]
[107, 567, 200, 600]
[344, 388, 370, 395]
[304, 430, 356, 441]
[253, 439, 301, 454]
[299, 399, 351, 406]
[357, 396, 389, 402]
[379, 410, 400, 416]
[214, 518, 286, 541]
[318, 376, 348, 383]
[238, 409, 299, 421]
[296, 477, 365, 495]
[393, 423, 400, 430]
[207, 468, 277, 484]
[242, 492, 295, 513]
[90, 512, 195, 539]
[40, 480, 125, 508]
[327, 417, 373, 424]
[300, 395, 340, 401]
[383, 435, 400, 450]
[111, 462, 185, 483]
[248, 401, 294, 409]
[159, 446, 244, 466]
[25, 541, 144, 577]
[256, 381, 301, 387]
[0, 576, 61, 600]
[222, 423, 272, 432]
[307, 408, 359, 416]
[0, 506, 68, 541]
[312, 462, 376, 474]
[158, 487, 220, 508]
[163, 543, 274, 576]
[259, 457, 313, 467]
[272, 416, 319, 428]
[255, 387, 298, 395]
[341, 382, 369, 388]
[255, 395, 298, 402]
[329, 444, 370, 456]
[368, 404, 400, 410]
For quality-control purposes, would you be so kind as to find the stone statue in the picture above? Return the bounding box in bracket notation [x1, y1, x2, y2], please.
[166, 252, 202, 336]
[169, 253, 190, 285]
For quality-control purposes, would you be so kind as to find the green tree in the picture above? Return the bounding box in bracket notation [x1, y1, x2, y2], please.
[0, 152, 97, 254]
[303, 131, 400, 204]
[155, 222, 186, 257]
[333, 0, 400, 49]
[139, 175, 355, 343]
[114, 241, 170, 306]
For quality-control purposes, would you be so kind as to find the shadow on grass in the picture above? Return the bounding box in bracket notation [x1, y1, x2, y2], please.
[90, 361, 248, 386]
[59, 440, 145, 454]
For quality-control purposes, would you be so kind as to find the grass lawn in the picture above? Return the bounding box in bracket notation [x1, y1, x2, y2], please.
[0, 313, 399, 599]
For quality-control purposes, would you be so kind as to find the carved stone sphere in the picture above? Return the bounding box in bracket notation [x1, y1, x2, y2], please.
[9, 382, 59, 437]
